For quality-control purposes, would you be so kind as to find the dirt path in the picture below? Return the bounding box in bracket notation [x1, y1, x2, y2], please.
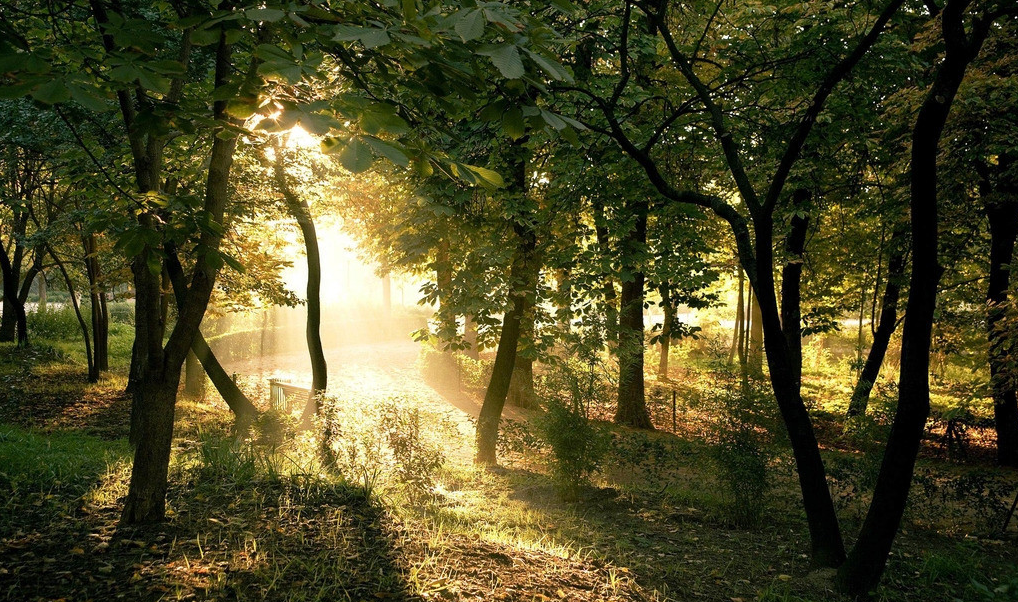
[220, 339, 526, 462]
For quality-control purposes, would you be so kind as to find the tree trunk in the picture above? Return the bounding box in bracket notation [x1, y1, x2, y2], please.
[476, 223, 536, 463]
[122, 27, 238, 523]
[983, 156, 1018, 467]
[184, 350, 205, 398]
[48, 247, 94, 380]
[275, 146, 327, 412]
[594, 206, 618, 344]
[37, 271, 46, 312]
[847, 229, 907, 417]
[781, 189, 809, 387]
[508, 260, 540, 409]
[749, 293, 764, 374]
[730, 268, 745, 366]
[837, 6, 987, 592]
[0, 248, 28, 347]
[751, 218, 847, 568]
[615, 202, 654, 430]
[658, 283, 674, 379]
[476, 144, 535, 464]
[166, 251, 258, 426]
[84, 233, 109, 374]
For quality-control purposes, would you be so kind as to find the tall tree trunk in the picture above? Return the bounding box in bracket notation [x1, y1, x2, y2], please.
[594, 207, 618, 344]
[847, 229, 907, 417]
[751, 216, 847, 568]
[184, 350, 205, 398]
[749, 293, 764, 374]
[0, 248, 28, 347]
[780, 190, 809, 388]
[166, 251, 258, 426]
[48, 247, 94, 380]
[658, 283, 674, 379]
[615, 202, 654, 429]
[476, 144, 534, 464]
[84, 233, 109, 374]
[508, 261, 540, 409]
[730, 268, 745, 366]
[274, 146, 327, 412]
[837, 5, 989, 592]
[476, 223, 536, 463]
[37, 270, 46, 312]
[983, 156, 1018, 467]
[121, 27, 238, 524]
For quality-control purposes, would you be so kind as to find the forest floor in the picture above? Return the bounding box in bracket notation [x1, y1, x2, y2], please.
[1, 340, 1018, 602]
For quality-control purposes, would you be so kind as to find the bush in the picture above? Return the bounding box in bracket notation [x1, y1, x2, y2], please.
[253, 408, 298, 450]
[319, 396, 447, 503]
[381, 404, 445, 502]
[416, 342, 460, 387]
[536, 397, 611, 501]
[29, 306, 81, 341]
[108, 301, 135, 324]
[697, 368, 775, 527]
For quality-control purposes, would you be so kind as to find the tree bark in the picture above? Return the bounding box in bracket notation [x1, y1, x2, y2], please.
[184, 350, 205, 398]
[0, 249, 28, 347]
[781, 189, 810, 388]
[752, 216, 847, 568]
[730, 268, 745, 366]
[83, 233, 109, 375]
[165, 251, 258, 425]
[508, 260, 540, 409]
[121, 26, 238, 524]
[983, 155, 1018, 467]
[48, 247, 94, 380]
[847, 229, 907, 417]
[476, 223, 536, 463]
[615, 201, 654, 429]
[749, 293, 764, 374]
[837, 3, 989, 592]
[274, 146, 327, 413]
[476, 144, 535, 464]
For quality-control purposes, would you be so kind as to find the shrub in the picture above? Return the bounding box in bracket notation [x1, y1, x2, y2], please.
[381, 403, 445, 501]
[253, 408, 298, 450]
[107, 300, 135, 324]
[696, 367, 775, 527]
[319, 396, 447, 503]
[536, 397, 611, 501]
[29, 306, 81, 341]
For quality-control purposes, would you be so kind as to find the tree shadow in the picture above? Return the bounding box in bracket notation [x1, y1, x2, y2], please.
[0, 472, 421, 601]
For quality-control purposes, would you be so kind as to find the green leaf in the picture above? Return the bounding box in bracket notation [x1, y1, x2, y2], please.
[401, 0, 417, 21]
[524, 49, 568, 81]
[221, 252, 246, 273]
[502, 107, 525, 139]
[364, 137, 410, 167]
[478, 45, 525, 80]
[455, 9, 485, 42]
[31, 79, 70, 104]
[246, 8, 285, 22]
[466, 165, 504, 188]
[338, 137, 374, 173]
[359, 28, 391, 49]
[68, 83, 113, 112]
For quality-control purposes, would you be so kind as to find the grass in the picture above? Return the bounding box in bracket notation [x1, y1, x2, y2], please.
[1, 332, 1017, 601]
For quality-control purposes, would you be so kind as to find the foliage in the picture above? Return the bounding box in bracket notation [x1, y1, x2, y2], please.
[319, 396, 448, 503]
